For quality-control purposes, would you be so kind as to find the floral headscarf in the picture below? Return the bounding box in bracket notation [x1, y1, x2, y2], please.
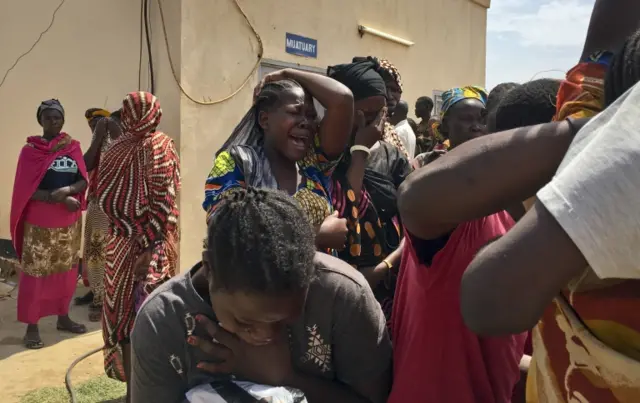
[432, 86, 488, 147]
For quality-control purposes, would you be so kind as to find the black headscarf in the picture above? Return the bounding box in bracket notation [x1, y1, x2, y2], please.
[327, 60, 387, 101]
[352, 56, 403, 91]
[37, 99, 65, 125]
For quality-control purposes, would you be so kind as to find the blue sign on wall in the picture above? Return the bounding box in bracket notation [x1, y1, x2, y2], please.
[285, 33, 318, 58]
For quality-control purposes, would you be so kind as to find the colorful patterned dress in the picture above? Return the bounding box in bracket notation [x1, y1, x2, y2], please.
[96, 92, 180, 381]
[204, 134, 339, 229]
[82, 131, 113, 310]
[11, 133, 88, 325]
[526, 51, 640, 403]
[331, 142, 412, 325]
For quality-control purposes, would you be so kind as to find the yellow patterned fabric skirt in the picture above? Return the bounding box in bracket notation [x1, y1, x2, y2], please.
[21, 220, 82, 277]
[83, 200, 109, 306]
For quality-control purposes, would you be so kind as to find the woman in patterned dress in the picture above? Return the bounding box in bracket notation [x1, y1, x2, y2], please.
[327, 60, 412, 327]
[11, 99, 88, 349]
[96, 92, 180, 398]
[203, 68, 354, 251]
[76, 108, 122, 321]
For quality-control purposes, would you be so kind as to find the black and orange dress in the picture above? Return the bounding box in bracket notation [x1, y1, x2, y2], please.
[331, 141, 411, 323]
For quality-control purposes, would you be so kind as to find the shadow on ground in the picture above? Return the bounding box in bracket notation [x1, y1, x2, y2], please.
[1, 277, 108, 403]
[0, 276, 101, 361]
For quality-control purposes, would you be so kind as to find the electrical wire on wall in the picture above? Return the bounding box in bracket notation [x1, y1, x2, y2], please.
[138, 0, 144, 90]
[144, 0, 156, 94]
[138, 0, 156, 93]
[142, 0, 156, 94]
[0, 0, 66, 92]
[156, 0, 264, 105]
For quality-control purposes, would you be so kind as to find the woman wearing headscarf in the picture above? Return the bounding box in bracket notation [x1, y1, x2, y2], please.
[389, 85, 527, 403]
[411, 86, 489, 169]
[353, 56, 410, 159]
[11, 99, 88, 349]
[328, 59, 412, 327]
[434, 86, 488, 150]
[75, 108, 123, 322]
[96, 92, 180, 396]
[203, 68, 354, 251]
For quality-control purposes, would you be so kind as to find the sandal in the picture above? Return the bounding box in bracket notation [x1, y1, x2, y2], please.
[56, 320, 88, 334]
[23, 333, 44, 350]
[88, 304, 102, 322]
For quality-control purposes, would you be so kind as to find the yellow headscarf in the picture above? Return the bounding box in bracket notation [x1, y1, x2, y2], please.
[432, 86, 488, 148]
[85, 108, 111, 122]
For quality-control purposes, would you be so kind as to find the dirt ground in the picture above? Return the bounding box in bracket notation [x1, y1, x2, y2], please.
[0, 278, 106, 403]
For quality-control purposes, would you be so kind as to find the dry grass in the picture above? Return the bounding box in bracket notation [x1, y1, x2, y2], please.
[20, 375, 125, 403]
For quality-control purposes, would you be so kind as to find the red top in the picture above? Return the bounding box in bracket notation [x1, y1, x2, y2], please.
[389, 211, 527, 403]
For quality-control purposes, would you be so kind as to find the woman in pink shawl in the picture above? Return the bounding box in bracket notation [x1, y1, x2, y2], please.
[11, 99, 89, 349]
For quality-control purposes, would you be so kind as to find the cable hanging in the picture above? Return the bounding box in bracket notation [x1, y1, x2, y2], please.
[0, 0, 66, 92]
[156, 0, 264, 105]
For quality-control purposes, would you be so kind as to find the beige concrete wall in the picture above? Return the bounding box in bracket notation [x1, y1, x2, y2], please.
[0, 0, 487, 271]
[0, 0, 179, 241]
[177, 0, 489, 268]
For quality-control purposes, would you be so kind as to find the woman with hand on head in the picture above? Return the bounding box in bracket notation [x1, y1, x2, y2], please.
[11, 99, 88, 349]
[327, 60, 412, 327]
[76, 108, 123, 322]
[353, 56, 409, 159]
[203, 68, 354, 253]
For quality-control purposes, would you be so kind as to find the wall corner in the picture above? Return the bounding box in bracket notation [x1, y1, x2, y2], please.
[471, 0, 491, 8]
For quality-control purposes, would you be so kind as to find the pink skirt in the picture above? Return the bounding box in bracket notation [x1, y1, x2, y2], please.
[18, 267, 78, 324]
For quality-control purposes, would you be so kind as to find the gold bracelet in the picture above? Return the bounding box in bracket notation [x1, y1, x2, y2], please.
[382, 259, 392, 270]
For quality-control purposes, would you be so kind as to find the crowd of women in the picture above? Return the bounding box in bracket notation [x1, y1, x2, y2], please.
[9, 0, 640, 401]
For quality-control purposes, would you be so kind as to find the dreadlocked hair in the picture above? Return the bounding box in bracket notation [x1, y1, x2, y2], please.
[216, 79, 303, 156]
[605, 28, 640, 106]
[206, 187, 316, 294]
[493, 79, 560, 132]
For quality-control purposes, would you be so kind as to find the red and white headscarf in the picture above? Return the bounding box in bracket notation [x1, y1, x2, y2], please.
[122, 91, 162, 137]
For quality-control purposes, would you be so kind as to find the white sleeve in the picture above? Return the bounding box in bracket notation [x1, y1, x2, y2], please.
[537, 83, 640, 280]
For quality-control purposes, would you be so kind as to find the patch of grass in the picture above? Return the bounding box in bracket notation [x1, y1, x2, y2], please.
[20, 375, 125, 403]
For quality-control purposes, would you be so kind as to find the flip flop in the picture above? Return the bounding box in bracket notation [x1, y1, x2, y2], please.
[57, 321, 88, 334]
[23, 334, 44, 350]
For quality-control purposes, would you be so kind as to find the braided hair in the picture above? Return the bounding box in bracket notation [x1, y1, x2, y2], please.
[206, 187, 316, 294]
[216, 80, 303, 156]
[605, 28, 640, 106]
[493, 79, 560, 132]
